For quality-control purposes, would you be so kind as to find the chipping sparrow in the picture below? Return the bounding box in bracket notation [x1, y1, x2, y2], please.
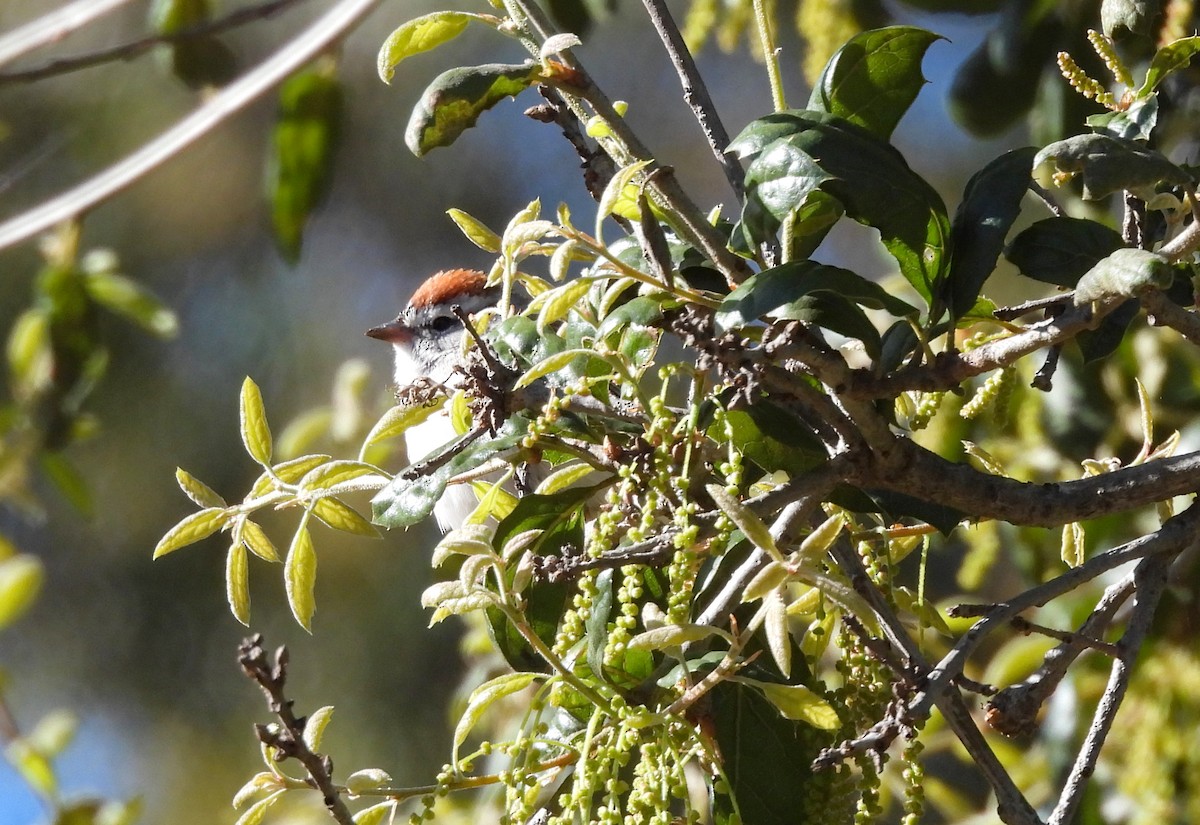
[366, 268, 504, 531]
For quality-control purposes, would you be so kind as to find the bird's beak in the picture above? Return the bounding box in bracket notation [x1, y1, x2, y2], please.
[365, 319, 410, 344]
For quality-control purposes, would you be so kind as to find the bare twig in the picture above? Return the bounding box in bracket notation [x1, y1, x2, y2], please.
[0, 0, 135, 69]
[238, 636, 355, 825]
[0, 0, 309, 85]
[1048, 553, 1173, 825]
[0, 0, 383, 252]
[638, 0, 745, 200]
[1141, 288, 1200, 346]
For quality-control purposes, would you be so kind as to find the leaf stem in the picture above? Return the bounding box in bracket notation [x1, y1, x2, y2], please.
[752, 0, 787, 111]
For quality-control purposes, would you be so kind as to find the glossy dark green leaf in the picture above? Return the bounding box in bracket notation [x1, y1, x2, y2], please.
[267, 61, 343, 262]
[731, 111, 951, 303]
[940, 147, 1037, 320]
[597, 296, 664, 338]
[406, 63, 540, 156]
[586, 568, 614, 677]
[720, 405, 825, 476]
[710, 680, 840, 825]
[715, 261, 917, 333]
[487, 485, 598, 672]
[1087, 96, 1158, 141]
[1034, 134, 1193, 200]
[1005, 217, 1125, 288]
[1074, 248, 1174, 304]
[808, 26, 944, 139]
[370, 418, 529, 528]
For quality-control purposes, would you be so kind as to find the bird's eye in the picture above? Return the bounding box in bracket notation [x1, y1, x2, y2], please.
[430, 316, 458, 333]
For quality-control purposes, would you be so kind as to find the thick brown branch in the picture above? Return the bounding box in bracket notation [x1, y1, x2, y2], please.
[1141, 288, 1200, 346]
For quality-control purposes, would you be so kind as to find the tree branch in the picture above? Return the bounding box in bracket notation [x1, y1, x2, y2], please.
[0, 0, 136, 69]
[1141, 287, 1200, 346]
[0, 0, 309, 85]
[0, 0, 383, 253]
[638, 0, 745, 200]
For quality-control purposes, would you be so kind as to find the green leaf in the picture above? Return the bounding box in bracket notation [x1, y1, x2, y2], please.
[709, 680, 836, 825]
[377, 12, 486, 83]
[808, 26, 944, 139]
[515, 348, 601, 388]
[405, 63, 540, 157]
[737, 677, 841, 729]
[353, 802, 396, 825]
[1087, 96, 1159, 141]
[362, 402, 443, 451]
[371, 418, 529, 528]
[628, 623, 728, 651]
[714, 261, 916, 354]
[707, 485, 782, 561]
[0, 554, 44, 630]
[940, 147, 1037, 321]
[154, 507, 230, 558]
[1005, 217, 1125, 288]
[346, 769, 393, 795]
[452, 672, 539, 764]
[267, 60, 343, 262]
[311, 497, 381, 537]
[720, 404, 825, 476]
[446, 208, 502, 252]
[239, 519, 280, 563]
[303, 705, 335, 751]
[1034, 134, 1193, 200]
[83, 271, 178, 337]
[226, 542, 251, 626]
[1074, 248, 1174, 305]
[534, 461, 600, 495]
[175, 467, 226, 508]
[298, 459, 383, 492]
[233, 791, 284, 825]
[1136, 35, 1200, 97]
[731, 110, 951, 303]
[240, 377, 273, 466]
[536, 278, 594, 332]
[285, 524, 317, 632]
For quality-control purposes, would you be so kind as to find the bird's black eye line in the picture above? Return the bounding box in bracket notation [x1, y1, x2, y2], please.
[430, 316, 458, 332]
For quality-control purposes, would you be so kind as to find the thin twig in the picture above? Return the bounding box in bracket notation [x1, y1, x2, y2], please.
[1048, 553, 1173, 825]
[238, 636, 356, 825]
[0, 0, 383, 252]
[1141, 288, 1200, 346]
[638, 0, 745, 199]
[0, 0, 309, 85]
[0, 0, 136, 69]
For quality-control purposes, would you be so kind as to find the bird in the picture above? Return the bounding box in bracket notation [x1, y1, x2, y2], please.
[366, 268, 504, 531]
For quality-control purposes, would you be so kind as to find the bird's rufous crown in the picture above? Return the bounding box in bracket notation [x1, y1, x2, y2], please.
[407, 268, 489, 309]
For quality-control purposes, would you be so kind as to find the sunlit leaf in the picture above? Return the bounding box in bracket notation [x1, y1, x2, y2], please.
[452, 672, 540, 764]
[238, 519, 281, 563]
[377, 12, 490, 83]
[1136, 35, 1200, 96]
[447, 207, 502, 252]
[1074, 248, 1173, 305]
[406, 63, 541, 156]
[226, 541, 251, 626]
[303, 705, 335, 752]
[0, 554, 43, 629]
[284, 524, 317, 631]
[240, 377, 273, 466]
[154, 508, 230, 559]
[176, 467, 226, 508]
[311, 497, 380, 537]
[738, 677, 841, 729]
[707, 484, 782, 561]
[84, 270, 178, 337]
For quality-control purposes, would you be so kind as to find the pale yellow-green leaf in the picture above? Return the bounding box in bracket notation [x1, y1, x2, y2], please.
[303, 705, 335, 752]
[800, 609, 837, 661]
[450, 390, 472, 435]
[540, 32, 581, 58]
[1135, 377, 1153, 457]
[154, 507, 230, 559]
[447, 208, 501, 252]
[741, 560, 789, 603]
[175, 467, 226, 508]
[535, 462, 599, 495]
[501, 528, 543, 560]
[362, 403, 443, 453]
[84, 269, 179, 338]
[453, 672, 539, 764]
[627, 623, 729, 651]
[233, 790, 284, 825]
[27, 709, 77, 757]
[232, 772, 284, 809]
[785, 584, 821, 617]
[1061, 521, 1085, 568]
[596, 160, 651, 240]
[250, 454, 332, 497]
[888, 534, 923, 565]
[549, 239, 581, 282]
[763, 591, 791, 678]
[892, 586, 951, 636]
[707, 484, 782, 561]
[796, 512, 843, 560]
[240, 377, 273, 466]
[739, 678, 840, 729]
[5, 738, 56, 797]
[504, 219, 557, 256]
[0, 554, 43, 629]
[429, 591, 500, 625]
[6, 308, 51, 392]
[458, 554, 495, 589]
[505, 198, 542, 234]
[226, 542, 251, 626]
[432, 524, 496, 567]
[377, 12, 481, 83]
[790, 565, 881, 636]
[285, 524, 317, 632]
[537, 278, 594, 333]
[963, 440, 1004, 475]
[311, 497, 380, 538]
[346, 768, 393, 795]
[353, 802, 397, 825]
[600, 277, 638, 317]
[238, 519, 281, 563]
[467, 477, 518, 525]
[421, 580, 467, 609]
[515, 348, 597, 389]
